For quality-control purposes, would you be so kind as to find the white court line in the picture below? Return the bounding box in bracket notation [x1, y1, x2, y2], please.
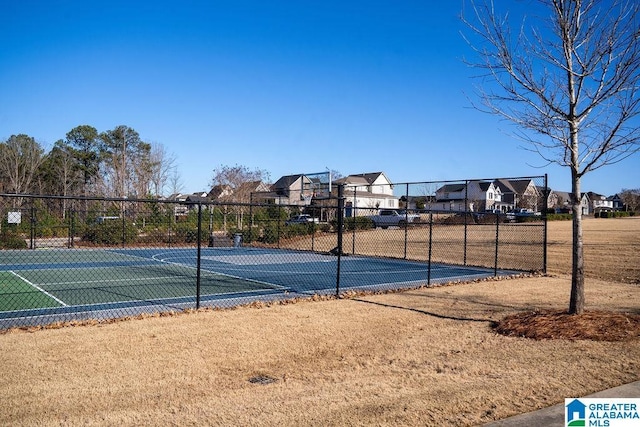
[148, 251, 289, 291]
[200, 253, 337, 265]
[42, 276, 195, 286]
[9, 271, 68, 307]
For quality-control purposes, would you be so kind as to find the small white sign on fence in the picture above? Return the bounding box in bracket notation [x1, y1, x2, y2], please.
[7, 211, 21, 224]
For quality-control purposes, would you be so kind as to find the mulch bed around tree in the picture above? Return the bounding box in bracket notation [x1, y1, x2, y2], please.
[494, 310, 640, 342]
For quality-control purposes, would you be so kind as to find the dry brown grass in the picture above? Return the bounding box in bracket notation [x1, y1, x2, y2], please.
[546, 217, 640, 283]
[0, 217, 638, 426]
[284, 216, 640, 282]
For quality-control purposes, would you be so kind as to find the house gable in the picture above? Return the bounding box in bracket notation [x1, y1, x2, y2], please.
[336, 172, 394, 196]
[335, 171, 398, 211]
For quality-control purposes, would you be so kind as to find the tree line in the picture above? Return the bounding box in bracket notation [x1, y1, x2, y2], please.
[0, 125, 180, 199]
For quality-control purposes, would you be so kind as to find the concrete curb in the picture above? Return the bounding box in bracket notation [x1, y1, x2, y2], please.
[483, 381, 640, 426]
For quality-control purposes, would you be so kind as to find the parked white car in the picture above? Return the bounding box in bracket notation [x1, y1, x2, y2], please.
[367, 209, 421, 229]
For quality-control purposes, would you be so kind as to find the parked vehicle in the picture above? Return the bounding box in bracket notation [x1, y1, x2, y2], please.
[285, 214, 319, 225]
[506, 208, 541, 221]
[367, 209, 420, 229]
[472, 209, 505, 222]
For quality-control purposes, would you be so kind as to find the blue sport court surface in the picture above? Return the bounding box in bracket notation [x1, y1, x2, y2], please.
[0, 247, 511, 328]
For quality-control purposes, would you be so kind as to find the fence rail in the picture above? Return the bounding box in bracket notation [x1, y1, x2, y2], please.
[0, 175, 547, 329]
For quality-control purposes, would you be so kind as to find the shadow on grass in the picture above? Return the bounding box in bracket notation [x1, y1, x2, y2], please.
[352, 297, 498, 324]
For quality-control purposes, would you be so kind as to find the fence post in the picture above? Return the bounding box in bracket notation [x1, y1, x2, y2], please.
[335, 184, 345, 297]
[351, 186, 356, 255]
[427, 212, 433, 286]
[543, 173, 549, 274]
[30, 206, 36, 250]
[277, 203, 281, 249]
[68, 208, 75, 248]
[463, 180, 469, 266]
[196, 202, 202, 309]
[208, 205, 214, 247]
[494, 211, 500, 276]
[404, 183, 409, 259]
[121, 213, 126, 249]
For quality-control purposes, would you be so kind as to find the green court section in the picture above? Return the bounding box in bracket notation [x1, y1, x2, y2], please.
[8, 264, 280, 308]
[0, 271, 62, 311]
[0, 249, 132, 265]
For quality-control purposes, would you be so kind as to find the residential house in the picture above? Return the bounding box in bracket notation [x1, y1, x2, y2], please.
[533, 190, 593, 215]
[237, 180, 272, 203]
[422, 178, 549, 213]
[186, 192, 208, 203]
[579, 192, 591, 215]
[428, 180, 503, 212]
[548, 190, 572, 213]
[269, 174, 315, 206]
[207, 184, 233, 201]
[607, 194, 625, 211]
[428, 183, 467, 212]
[182, 192, 209, 213]
[165, 192, 209, 216]
[333, 172, 398, 216]
[587, 192, 614, 214]
[167, 192, 189, 216]
[167, 193, 187, 202]
[494, 179, 542, 211]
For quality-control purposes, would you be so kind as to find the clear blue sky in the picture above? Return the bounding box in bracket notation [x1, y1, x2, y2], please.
[1, 0, 637, 196]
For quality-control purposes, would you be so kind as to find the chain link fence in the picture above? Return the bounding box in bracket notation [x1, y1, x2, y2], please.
[0, 175, 547, 329]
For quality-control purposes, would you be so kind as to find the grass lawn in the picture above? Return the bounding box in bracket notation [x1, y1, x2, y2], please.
[0, 217, 638, 426]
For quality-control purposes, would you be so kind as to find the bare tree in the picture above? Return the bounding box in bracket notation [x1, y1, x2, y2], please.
[620, 188, 640, 212]
[463, 0, 640, 314]
[211, 164, 271, 202]
[211, 164, 271, 228]
[149, 142, 178, 197]
[168, 167, 184, 196]
[0, 134, 45, 199]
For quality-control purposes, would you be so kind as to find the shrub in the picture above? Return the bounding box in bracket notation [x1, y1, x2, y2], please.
[0, 231, 28, 249]
[547, 213, 572, 221]
[82, 221, 137, 245]
[596, 211, 631, 218]
[281, 223, 317, 238]
[348, 216, 375, 231]
[515, 215, 543, 223]
[317, 223, 331, 233]
[137, 227, 171, 244]
[260, 223, 280, 244]
[330, 216, 374, 231]
[168, 222, 209, 244]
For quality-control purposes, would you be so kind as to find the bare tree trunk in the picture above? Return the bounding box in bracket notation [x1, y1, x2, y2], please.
[569, 167, 585, 314]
